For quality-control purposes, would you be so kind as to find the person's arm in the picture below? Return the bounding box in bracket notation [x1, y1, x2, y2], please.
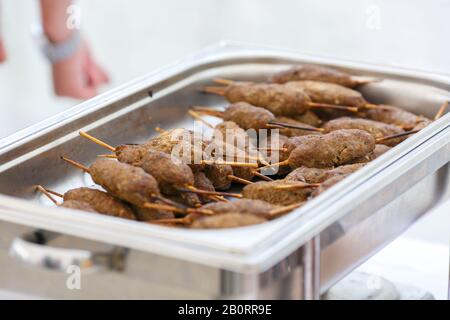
[0, 38, 6, 62]
[40, 0, 109, 99]
[40, 0, 73, 43]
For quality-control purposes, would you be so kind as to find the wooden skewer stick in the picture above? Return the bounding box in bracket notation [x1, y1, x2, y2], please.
[253, 171, 274, 181]
[307, 102, 359, 113]
[193, 106, 326, 131]
[273, 183, 321, 190]
[434, 101, 449, 121]
[154, 126, 166, 133]
[210, 195, 229, 202]
[98, 154, 118, 159]
[142, 202, 187, 215]
[360, 103, 379, 110]
[256, 160, 290, 171]
[267, 202, 304, 219]
[201, 160, 259, 168]
[61, 156, 91, 173]
[191, 106, 225, 117]
[201, 86, 227, 96]
[79, 131, 116, 152]
[351, 76, 381, 86]
[227, 175, 254, 185]
[181, 186, 243, 198]
[150, 195, 185, 209]
[267, 121, 324, 132]
[145, 200, 213, 216]
[42, 187, 63, 198]
[188, 110, 215, 128]
[201, 86, 360, 113]
[213, 78, 236, 85]
[375, 129, 420, 143]
[149, 216, 193, 225]
[35, 185, 60, 205]
[257, 147, 288, 153]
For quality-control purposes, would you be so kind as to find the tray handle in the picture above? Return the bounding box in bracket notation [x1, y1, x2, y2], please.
[8, 230, 127, 273]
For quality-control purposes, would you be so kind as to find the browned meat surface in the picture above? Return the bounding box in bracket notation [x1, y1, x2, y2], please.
[311, 175, 348, 197]
[90, 159, 160, 207]
[204, 164, 233, 190]
[116, 128, 207, 171]
[115, 144, 148, 167]
[223, 102, 275, 130]
[258, 134, 292, 175]
[141, 150, 194, 193]
[202, 199, 278, 217]
[275, 116, 322, 137]
[322, 117, 404, 146]
[181, 192, 202, 208]
[225, 83, 312, 116]
[60, 200, 97, 212]
[413, 117, 432, 130]
[364, 105, 431, 130]
[193, 171, 215, 203]
[286, 163, 365, 184]
[132, 206, 175, 221]
[259, 134, 292, 162]
[373, 144, 391, 159]
[231, 166, 255, 181]
[243, 180, 314, 205]
[270, 64, 361, 88]
[211, 121, 256, 157]
[285, 81, 367, 107]
[210, 121, 257, 181]
[291, 111, 322, 127]
[64, 187, 136, 220]
[191, 212, 266, 229]
[288, 129, 375, 169]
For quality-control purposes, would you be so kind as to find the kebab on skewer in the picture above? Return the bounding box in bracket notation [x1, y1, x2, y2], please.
[192, 102, 324, 133]
[60, 157, 216, 216]
[270, 64, 376, 88]
[36, 185, 172, 221]
[152, 200, 303, 228]
[285, 163, 366, 184]
[242, 180, 319, 206]
[284, 80, 376, 110]
[260, 129, 375, 171]
[79, 130, 258, 193]
[322, 117, 405, 146]
[202, 81, 359, 118]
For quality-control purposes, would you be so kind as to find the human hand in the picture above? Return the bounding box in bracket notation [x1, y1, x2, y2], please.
[51, 41, 109, 99]
[0, 38, 6, 63]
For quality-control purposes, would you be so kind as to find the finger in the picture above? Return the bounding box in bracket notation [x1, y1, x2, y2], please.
[97, 64, 110, 84]
[0, 38, 7, 62]
[87, 62, 103, 87]
[86, 53, 109, 86]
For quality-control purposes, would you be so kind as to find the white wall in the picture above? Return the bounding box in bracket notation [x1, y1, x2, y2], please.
[0, 0, 448, 137]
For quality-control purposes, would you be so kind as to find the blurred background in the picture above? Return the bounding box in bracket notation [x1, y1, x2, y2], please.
[0, 0, 449, 299]
[1, 0, 449, 138]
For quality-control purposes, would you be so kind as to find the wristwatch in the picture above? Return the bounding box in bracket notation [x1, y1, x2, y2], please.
[32, 23, 81, 64]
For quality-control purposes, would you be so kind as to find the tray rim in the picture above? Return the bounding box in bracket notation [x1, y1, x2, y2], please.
[0, 42, 449, 273]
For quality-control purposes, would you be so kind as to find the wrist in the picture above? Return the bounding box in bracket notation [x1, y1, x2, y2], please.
[41, 30, 82, 64]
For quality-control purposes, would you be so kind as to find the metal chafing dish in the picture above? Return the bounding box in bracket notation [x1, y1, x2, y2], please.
[0, 42, 449, 299]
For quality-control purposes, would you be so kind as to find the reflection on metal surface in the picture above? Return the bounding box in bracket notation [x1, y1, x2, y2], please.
[9, 230, 127, 273]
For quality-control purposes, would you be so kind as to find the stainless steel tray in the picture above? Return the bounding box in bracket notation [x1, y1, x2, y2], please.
[0, 42, 449, 299]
